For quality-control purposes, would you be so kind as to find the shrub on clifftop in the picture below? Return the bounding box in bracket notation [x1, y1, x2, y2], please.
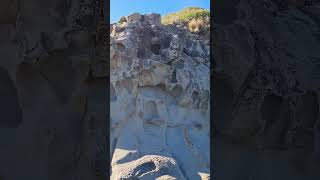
[162, 7, 210, 32]
[162, 7, 210, 25]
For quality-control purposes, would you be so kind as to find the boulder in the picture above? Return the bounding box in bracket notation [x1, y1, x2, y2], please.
[145, 13, 161, 25]
[126, 12, 143, 22]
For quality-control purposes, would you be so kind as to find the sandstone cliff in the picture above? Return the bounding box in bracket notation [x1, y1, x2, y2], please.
[110, 14, 210, 179]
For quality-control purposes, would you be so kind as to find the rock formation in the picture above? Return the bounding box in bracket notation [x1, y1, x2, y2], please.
[0, 0, 107, 179]
[213, 0, 320, 179]
[110, 14, 210, 179]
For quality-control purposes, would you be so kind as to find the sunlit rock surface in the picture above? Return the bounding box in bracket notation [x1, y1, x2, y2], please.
[110, 13, 210, 179]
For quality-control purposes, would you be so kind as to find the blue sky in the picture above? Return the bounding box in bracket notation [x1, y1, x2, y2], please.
[110, 0, 210, 23]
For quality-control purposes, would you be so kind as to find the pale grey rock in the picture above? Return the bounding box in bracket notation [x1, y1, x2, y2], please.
[145, 13, 161, 25]
[111, 15, 210, 179]
[126, 13, 144, 22]
[156, 175, 177, 180]
[111, 155, 185, 180]
[126, 12, 162, 25]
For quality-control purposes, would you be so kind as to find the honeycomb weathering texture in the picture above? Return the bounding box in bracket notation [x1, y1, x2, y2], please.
[110, 15, 210, 179]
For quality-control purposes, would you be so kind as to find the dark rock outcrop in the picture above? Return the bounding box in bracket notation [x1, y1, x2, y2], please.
[213, 0, 320, 179]
[0, 0, 107, 179]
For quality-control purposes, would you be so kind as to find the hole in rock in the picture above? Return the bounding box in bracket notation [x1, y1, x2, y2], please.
[175, 60, 185, 69]
[192, 91, 200, 108]
[137, 47, 146, 58]
[116, 43, 126, 52]
[170, 70, 178, 83]
[192, 91, 200, 102]
[151, 44, 161, 55]
[142, 101, 158, 120]
[133, 161, 156, 177]
[0, 67, 22, 128]
[156, 83, 166, 89]
[194, 122, 203, 129]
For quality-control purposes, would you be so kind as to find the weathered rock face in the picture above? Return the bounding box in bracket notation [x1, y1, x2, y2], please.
[126, 13, 161, 25]
[0, 0, 107, 179]
[110, 14, 210, 179]
[213, 0, 320, 179]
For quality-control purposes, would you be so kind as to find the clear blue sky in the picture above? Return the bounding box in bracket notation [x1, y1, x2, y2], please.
[110, 0, 210, 23]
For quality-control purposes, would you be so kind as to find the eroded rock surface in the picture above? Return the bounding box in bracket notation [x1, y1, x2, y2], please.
[0, 0, 107, 179]
[110, 14, 210, 179]
[213, 0, 320, 179]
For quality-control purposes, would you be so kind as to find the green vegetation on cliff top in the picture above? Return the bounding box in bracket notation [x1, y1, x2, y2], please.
[162, 7, 210, 25]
